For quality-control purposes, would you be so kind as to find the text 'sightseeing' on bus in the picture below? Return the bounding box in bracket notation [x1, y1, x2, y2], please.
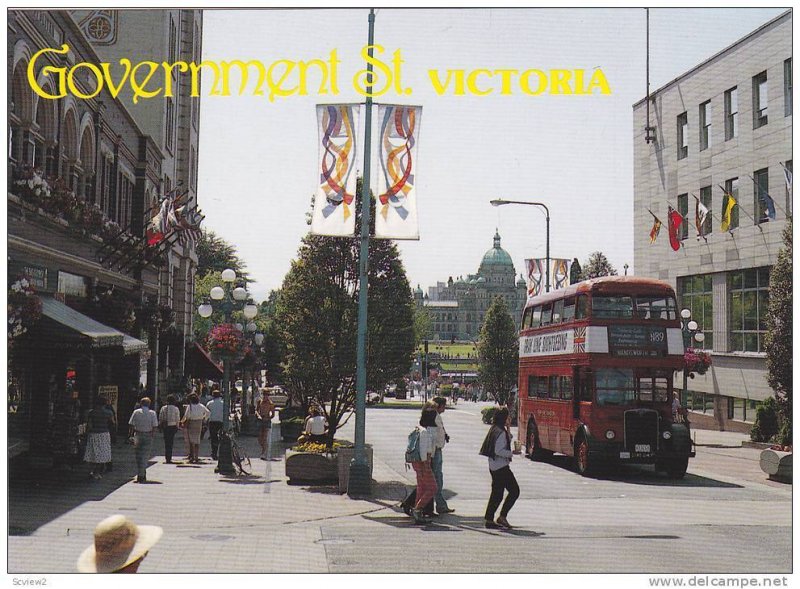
[517, 276, 695, 478]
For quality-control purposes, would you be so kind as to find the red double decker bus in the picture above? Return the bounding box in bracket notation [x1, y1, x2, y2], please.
[518, 276, 694, 478]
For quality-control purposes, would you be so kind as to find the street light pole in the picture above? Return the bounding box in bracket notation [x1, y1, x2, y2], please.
[679, 308, 704, 407]
[348, 7, 376, 497]
[198, 269, 258, 476]
[490, 199, 551, 292]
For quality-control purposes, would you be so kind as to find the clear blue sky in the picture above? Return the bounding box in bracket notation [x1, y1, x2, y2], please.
[197, 7, 787, 302]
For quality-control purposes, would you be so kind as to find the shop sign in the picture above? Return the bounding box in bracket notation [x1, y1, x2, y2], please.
[57, 271, 87, 298]
[98, 385, 118, 416]
[22, 265, 48, 290]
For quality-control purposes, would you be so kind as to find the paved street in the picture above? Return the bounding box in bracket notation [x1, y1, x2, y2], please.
[8, 402, 791, 574]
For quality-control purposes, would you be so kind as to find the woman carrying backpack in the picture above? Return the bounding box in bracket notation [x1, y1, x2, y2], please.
[480, 406, 519, 529]
[409, 406, 439, 524]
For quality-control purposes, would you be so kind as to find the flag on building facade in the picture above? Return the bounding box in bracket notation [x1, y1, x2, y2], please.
[311, 104, 360, 236]
[720, 192, 737, 232]
[375, 104, 422, 239]
[146, 196, 172, 246]
[781, 161, 792, 199]
[667, 206, 683, 251]
[525, 258, 544, 298]
[694, 196, 709, 239]
[648, 210, 662, 244]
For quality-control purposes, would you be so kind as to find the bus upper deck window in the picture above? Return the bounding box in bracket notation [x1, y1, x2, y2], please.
[541, 304, 553, 326]
[635, 296, 677, 320]
[575, 295, 589, 319]
[552, 299, 564, 324]
[563, 297, 576, 322]
[592, 296, 634, 319]
[531, 306, 542, 328]
[522, 307, 532, 329]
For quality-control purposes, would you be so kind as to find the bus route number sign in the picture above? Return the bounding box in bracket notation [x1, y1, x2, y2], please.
[608, 325, 667, 357]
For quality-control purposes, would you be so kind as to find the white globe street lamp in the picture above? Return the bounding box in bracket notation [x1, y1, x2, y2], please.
[243, 303, 258, 319]
[233, 286, 248, 301]
[198, 303, 213, 318]
[221, 268, 236, 283]
[210, 286, 225, 301]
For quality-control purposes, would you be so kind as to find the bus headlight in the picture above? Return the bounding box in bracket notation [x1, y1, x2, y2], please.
[662, 431, 672, 440]
[605, 429, 615, 440]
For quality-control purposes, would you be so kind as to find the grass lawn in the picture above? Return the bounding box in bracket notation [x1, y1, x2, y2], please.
[417, 342, 477, 357]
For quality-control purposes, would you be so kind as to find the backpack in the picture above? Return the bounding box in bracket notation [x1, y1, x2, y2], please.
[405, 427, 422, 467]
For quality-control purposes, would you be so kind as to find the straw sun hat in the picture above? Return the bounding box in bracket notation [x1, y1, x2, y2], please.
[77, 515, 163, 573]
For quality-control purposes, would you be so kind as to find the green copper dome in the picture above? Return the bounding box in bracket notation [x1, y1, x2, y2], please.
[479, 230, 514, 271]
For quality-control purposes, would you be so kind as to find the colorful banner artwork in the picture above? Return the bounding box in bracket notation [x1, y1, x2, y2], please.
[375, 104, 422, 240]
[525, 258, 544, 298]
[311, 104, 360, 236]
[551, 258, 571, 290]
[667, 206, 683, 251]
[525, 258, 572, 297]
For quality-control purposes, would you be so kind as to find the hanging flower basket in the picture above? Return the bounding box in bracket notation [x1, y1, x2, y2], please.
[8, 276, 42, 345]
[684, 348, 712, 375]
[207, 323, 245, 361]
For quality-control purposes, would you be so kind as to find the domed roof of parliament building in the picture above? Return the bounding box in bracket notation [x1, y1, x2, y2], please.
[478, 230, 515, 274]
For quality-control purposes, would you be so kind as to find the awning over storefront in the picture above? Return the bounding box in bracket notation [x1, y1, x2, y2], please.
[188, 342, 223, 379]
[38, 297, 148, 353]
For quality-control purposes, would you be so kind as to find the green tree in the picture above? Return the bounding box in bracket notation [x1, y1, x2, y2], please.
[578, 251, 617, 280]
[413, 305, 432, 347]
[196, 229, 250, 282]
[477, 296, 519, 406]
[255, 290, 286, 385]
[765, 218, 792, 445]
[274, 185, 415, 447]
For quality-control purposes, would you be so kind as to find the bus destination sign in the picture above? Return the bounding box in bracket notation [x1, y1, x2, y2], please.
[607, 325, 667, 357]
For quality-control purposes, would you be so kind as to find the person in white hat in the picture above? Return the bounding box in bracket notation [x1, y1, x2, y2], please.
[77, 514, 162, 573]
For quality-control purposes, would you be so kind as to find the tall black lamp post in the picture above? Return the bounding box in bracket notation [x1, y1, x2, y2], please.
[197, 268, 258, 475]
[490, 199, 551, 292]
[679, 308, 705, 406]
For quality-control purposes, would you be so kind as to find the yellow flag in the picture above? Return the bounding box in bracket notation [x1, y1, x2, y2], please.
[721, 193, 737, 231]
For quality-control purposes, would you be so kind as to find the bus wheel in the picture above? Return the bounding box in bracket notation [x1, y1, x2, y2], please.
[666, 457, 689, 479]
[526, 426, 549, 461]
[575, 437, 592, 476]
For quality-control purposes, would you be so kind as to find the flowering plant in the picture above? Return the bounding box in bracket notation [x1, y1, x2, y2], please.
[8, 276, 42, 344]
[207, 323, 245, 359]
[684, 348, 712, 375]
[13, 166, 51, 201]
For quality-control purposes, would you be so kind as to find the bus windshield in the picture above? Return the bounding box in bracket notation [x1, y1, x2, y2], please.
[595, 368, 635, 406]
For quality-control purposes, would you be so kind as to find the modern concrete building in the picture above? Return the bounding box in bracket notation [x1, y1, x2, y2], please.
[632, 10, 791, 432]
[415, 231, 528, 341]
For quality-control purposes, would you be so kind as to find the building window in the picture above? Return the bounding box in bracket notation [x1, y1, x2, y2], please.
[699, 100, 711, 151]
[677, 112, 688, 160]
[729, 267, 770, 353]
[753, 71, 768, 129]
[169, 15, 177, 64]
[678, 274, 713, 350]
[166, 98, 175, 153]
[724, 87, 738, 140]
[699, 185, 712, 236]
[753, 167, 770, 224]
[723, 177, 739, 230]
[677, 193, 689, 240]
[785, 58, 793, 117]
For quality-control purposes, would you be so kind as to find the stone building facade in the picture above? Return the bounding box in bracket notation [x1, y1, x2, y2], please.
[7, 10, 203, 465]
[632, 10, 791, 432]
[415, 231, 527, 341]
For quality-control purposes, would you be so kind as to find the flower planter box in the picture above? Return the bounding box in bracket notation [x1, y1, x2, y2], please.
[760, 449, 792, 482]
[284, 449, 338, 483]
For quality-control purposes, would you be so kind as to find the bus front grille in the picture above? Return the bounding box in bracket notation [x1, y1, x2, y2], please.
[624, 409, 659, 453]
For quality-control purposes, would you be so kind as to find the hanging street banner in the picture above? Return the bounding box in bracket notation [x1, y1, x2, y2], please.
[375, 104, 422, 240]
[311, 104, 360, 236]
[525, 258, 572, 297]
[525, 258, 544, 297]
